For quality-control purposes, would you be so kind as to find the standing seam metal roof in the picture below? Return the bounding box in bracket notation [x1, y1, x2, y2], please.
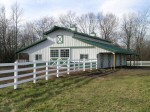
[17, 26, 137, 55]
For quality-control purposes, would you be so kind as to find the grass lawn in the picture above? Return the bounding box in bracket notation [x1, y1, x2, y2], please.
[0, 68, 150, 112]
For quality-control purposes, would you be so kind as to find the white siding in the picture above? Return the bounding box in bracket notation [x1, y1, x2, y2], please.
[71, 47, 109, 60]
[47, 30, 92, 47]
[21, 40, 53, 61]
[20, 29, 127, 67]
[20, 29, 110, 61]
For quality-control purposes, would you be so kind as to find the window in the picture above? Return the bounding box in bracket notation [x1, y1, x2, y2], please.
[57, 35, 63, 44]
[50, 49, 70, 58]
[60, 49, 69, 57]
[80, 54, 88, 59]
[50, 50, 59, 57]
[35, 54, 42, 61]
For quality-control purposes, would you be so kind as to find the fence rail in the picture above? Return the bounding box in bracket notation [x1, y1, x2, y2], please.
[0, 59, 97, 89]
[127, 61, 150, 66]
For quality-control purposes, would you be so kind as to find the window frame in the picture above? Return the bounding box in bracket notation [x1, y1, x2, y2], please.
[50, 48, 70, 58]
[80, 54, 89, 59]
[50, 49, 59, 58]
[60, 49, 70, 58]
[35, 54, 42, 61]
[56, 35, 64, 44]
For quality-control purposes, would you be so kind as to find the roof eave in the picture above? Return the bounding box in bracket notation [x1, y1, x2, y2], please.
[16, 38, 47, 54]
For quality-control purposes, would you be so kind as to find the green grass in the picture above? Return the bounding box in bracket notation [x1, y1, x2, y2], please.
[0, 69, 150, 112]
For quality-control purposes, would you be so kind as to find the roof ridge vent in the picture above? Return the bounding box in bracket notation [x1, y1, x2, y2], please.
[90, 31, 96, 37]
[70, 24, 77, 32]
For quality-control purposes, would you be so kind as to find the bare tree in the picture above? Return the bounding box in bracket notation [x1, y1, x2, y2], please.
[134, 11, 150, 59]
[34, 16, 56, 39]
[0, 3, 23, 62]
[76, 13, 97, 34]
[18, 16, 56, 49]
[0, 6, 17, 62]
[11, 2, 23, 53]
[97, 13, 118, 41]
[1, 2, 150, 62]
[0, 6, 7, 62]
[19, 22, 38, 48]
[121, 13, 136, 50]
[59, 11, 76, 28]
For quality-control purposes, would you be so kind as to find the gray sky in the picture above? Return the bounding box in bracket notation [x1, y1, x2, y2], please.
[0, 0, 150, 22]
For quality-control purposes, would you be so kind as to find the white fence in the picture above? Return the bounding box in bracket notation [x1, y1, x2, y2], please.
[127, 61, 150, 66]
[0, 59, 97, 89]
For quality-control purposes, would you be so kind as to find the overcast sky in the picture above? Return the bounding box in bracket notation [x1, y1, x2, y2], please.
[0, 0, 150, 22]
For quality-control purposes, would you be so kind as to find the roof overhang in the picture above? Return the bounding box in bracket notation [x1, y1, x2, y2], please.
[16, 38, 47, 54]
[73, 36, 138, 55]
[16, 26, 138, 56]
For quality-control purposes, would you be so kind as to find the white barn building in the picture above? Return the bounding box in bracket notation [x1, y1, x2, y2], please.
[17, 26, 136, 69]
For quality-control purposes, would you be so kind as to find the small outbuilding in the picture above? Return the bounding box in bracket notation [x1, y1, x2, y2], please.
[16, 26, 137, 69]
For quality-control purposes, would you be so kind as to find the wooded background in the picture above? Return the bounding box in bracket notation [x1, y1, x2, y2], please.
[0, 3, 150, 63]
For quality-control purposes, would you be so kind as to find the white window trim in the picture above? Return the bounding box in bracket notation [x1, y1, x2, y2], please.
[60, 49, 70, 58]
[50, 49, 59, 58]
[57, 35, 64, 44]
[50, 48, 70, 58]
[35, 54, 42, 61]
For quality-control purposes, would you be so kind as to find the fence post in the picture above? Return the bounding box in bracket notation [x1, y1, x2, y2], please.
[83, 59, 85, 71]
[67, 58, 70, 75]
[33, 61, 36, 83]
[96, 60, 98, 69]
[46, 61, 48, 80]
[14, 61, 18, 89]
[90, 60, 92, 70]
[57, 59, 59, 77]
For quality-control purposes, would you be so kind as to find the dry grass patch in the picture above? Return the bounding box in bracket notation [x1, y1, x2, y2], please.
[0, 68, 150, 112]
